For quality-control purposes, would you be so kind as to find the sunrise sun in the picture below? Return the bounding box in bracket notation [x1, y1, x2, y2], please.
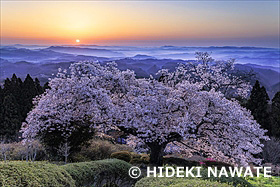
[76, 39, 80, 43]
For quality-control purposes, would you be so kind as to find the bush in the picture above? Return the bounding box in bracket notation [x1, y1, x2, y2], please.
[110, 153, 206, 167]
[111, 153, 202, 166]
[141, 154, 150, 164]
[0, 141, 47, 161]
[203, 160, 233, 170]
[0, 161, 75, 187]
[70, 153, 91, 163]
[135, 177, 231, 187]
[71, 139, 132, 162]
[110, 151, 132, 162]
[130, 152, 142, 159]
[163, 156, 200, 167]
[130, 158, 143, 164]
[61, 159, 137, 187]
[110, 151, 150, 165]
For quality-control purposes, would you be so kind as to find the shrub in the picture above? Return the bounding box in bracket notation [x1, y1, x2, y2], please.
[110, 151, 132, 162]
[72, 139, 132, 162]
[61, 159, 137, 187]
[110, 151, 151, 165]
[130, 158, 143, 164]
[135, 177, 231, 187]
[1, 142, 47, 161]
[130, 155, 150, 165]
[163, 156, 200, 167]
[0, 161, 75, 187]
[130, 152, 142, 159]
[203, 160, 233, 170]
[70, 153, 91, 162]
[141, 154, 150, 164]
[111, 153, 202, 166]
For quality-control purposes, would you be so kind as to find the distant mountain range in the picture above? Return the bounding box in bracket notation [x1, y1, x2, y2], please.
[46, 46, 125, 58]
[235, 64, 279, 98]
[0, 45, 279, 98]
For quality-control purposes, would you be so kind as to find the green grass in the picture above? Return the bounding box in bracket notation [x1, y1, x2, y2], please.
[149, 166, 252, 186]
[245, 174, 280, 187]
[136, 166, 280, 187]
[135, 177, 232, 187]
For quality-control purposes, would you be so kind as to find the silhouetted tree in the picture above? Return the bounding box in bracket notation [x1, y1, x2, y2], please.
[271, 92, 280, 138]
[35, 78, 44, 95]
[43, 82, 51, 91]
[0, 86, 4, 133]
[0, 74, 44, 142]
[247, 80, 271, 134]
[1, 94, 21, 141]
[22, 74, 41, 117]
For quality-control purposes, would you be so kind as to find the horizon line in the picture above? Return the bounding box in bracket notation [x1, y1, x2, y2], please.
[1, 43, 280, 49]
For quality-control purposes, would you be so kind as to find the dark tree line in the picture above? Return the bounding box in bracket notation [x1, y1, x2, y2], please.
[246, 80, 280, 138]
[0, 74, 48, 142]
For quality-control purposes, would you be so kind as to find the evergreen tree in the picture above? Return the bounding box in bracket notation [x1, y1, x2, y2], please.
[3, 74, 22, 98]
[35, 78, 44, 94]
[22, 74, 38, 117]
[1, 94, 21, 141]
[0, 86, 4, 132]
[43, 82, 51, 91]
[3, 74, 24, 120]
[0, 74, 44, 142]
[271, 92, 280, 138]
[247, 80, 271, 134]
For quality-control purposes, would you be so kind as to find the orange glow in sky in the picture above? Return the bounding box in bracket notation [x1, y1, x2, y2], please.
[0, 1, 279, 47]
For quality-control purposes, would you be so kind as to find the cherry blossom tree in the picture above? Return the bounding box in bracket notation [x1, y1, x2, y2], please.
[22, 59, 268, 166]
[21, 62, 135, 155]
[114, 79, 268, 165]
[157, 52, 253, 98]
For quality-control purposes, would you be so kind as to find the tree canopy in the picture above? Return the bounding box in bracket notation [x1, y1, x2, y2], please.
[0, 74, 44, 142]
[22, 55, 269, 166]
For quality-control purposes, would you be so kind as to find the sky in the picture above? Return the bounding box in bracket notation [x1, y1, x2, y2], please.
[0, 1, 279, 47]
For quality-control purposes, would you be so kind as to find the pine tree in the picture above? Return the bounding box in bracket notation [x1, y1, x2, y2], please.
[0, 74, 44, 142]
[35, 78, 44, 94]
[0, 86, 4, 133]
[43, 82, 51, 91]
[271, 92, 280, 138]
[3, 74, 24, 122]
[247, 80, 271, 134]
[22, 74, 37, 116]
[1, 94, 22, 141]
[3, 74, 22, 97]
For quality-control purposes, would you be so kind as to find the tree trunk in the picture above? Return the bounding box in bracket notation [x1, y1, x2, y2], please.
[148, 142, 167, 166]
[32, 151, 36, 162]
